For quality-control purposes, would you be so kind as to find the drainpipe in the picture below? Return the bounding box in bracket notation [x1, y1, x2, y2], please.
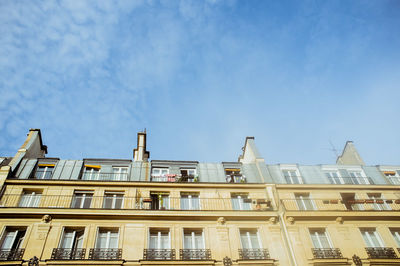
[279, 202, 298, 266]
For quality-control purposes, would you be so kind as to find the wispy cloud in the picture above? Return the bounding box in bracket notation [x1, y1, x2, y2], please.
[0, 0, 399, 165]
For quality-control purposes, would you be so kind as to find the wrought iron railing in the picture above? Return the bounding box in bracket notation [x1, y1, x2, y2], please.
[143, 249, 176, 260]
[151, 175, 198, 182]
[179, 249, 211, 260]
[238, 249, 270, 260]
[0, 194, 271, 211]
[365, 247, 399, 259]
[88, 248, 122, 260]
[312, 248, 343, 259]
[51, 248, 86, 260]
[0, 249, 25, 260]
[281, 199, 400, 211]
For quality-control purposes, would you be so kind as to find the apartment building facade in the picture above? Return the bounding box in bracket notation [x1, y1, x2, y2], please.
[0, 129, 399, 266]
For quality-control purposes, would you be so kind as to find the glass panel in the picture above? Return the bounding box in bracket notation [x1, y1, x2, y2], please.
[83, 195, 93, 208]
[249, 232, 260, 248]
[183, 233, 192, 249]
[181, 196, 189, 210]
[149, 234, 158, 248]
[1, 230, 16, 249]
[61, 230, 74, 248]
[194, 233, 203, 249]
[160, 232, 169, 248]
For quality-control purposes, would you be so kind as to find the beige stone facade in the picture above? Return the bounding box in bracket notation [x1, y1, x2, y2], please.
[0, 130, 399, 266]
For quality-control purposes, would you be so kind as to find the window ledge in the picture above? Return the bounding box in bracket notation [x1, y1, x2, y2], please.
[309, 258, 352, 265]
[139, 260, 215, 265]
[237, 259, 276, 265]
[45, 259, 125, 265]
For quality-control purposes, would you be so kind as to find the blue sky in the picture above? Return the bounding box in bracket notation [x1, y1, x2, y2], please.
[1, 0, 399, 165]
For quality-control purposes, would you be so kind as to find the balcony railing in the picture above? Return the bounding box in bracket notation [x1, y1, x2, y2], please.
[365, 247, 399, 259]
[88, 248, 122, 260]
[81, 172, 129, 181]
[0, 194, 271, 211]
[312, 248, 343, 259]
[51, 248, 86, 260]
[0, 249, 25, 261]
[328, 176, 374, 185]
[281, 199, 400, 211]
[151, 174, 198, 182]
[238, 249, 270, 260]
[179, 249, 211, 260]
[143, 249, 176, 260]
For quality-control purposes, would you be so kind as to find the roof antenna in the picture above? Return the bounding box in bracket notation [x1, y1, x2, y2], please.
[329, 140, 339, 158]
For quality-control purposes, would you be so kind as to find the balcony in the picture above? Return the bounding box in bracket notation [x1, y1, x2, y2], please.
[365, 247, 398, 259]
[51, 248, 86, 260]
[143, 249, 176, 260]
[312, 248, 343, 259]
[150, 174, 198, 182]
[0, 249, 25, 261]
[81, 172, 128, 181]
[179, 249, 211, 260]
[238, 249, 270, 260]
[88, 248, 122, 260]
[0, 194, 271, 211]
[281, 199, 400, 211]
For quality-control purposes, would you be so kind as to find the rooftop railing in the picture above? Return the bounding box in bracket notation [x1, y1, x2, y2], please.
[281, 199, 400, 211]
[0, 194, 272, 211]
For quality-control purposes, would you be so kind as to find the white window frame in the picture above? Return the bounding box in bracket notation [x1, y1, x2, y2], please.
[95, 228, 119, 249]
[0, 227, 26, 250]
[180, 193, 200, 210]
[348, 170, 370, 185]
[295, 193, 316, 211]
[239, 229, 262, 249]
[390, 229, 400, 247]
[309, 228, 333, 249]
[58, 227, 84, 249]
[183, 229, 205, 250]
[103, 192, 124, 209]
[72, 191, 93, 209]
[151, 168, 169, 182]
[383, 170, 400, 185]
[149, 229, 171, 249]
[19, 191, 41, 207]
[282, 168, 303, 184]
[324, 170, 344, 184]
[83, 167, 100, 180]
[367, 193, 391, 211]
[361, 229, 385, 248]
[231, 194, 251, 210]
[112, 167, 128, 181]
[35, 166, 54, 179]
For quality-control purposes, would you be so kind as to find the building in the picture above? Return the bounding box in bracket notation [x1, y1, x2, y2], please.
[0, 129, 399, 266]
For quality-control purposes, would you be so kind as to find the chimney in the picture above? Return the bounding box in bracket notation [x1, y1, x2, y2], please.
[336, 141, 365, 165]
[133, 131, 150, 162]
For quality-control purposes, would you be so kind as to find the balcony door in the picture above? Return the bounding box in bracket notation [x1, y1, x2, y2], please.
[295, 193, 315, 210]
[309, 229, 332, 249]
[181, 193, 200, 210]
[231, 194, 251, 210]
[149, 230, 170, 250]
[96, 229, 119, 249]
[183, 229, 204, 250]
[60, 228, 84, 250]
[0, 228, 26, 251]
[19, 191, 41, 207]
[71, 191, 93, 208]
[361, 229, 384, 248]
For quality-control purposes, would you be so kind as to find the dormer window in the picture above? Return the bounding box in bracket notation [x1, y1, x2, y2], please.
[225, 168, 246, 183]
[151, 168, 175, 182]
[180, 169, 197, 182]
[282, 169, 303, 184]
[83, 165, 101, 180]
[383, 171, 400, 185]
[34, 164, 55, 179]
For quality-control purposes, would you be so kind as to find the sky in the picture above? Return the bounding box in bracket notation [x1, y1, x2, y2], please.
[0, 0, 399, 165]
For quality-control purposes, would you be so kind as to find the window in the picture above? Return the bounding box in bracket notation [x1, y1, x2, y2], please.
[56, 228, 85, 259]
[151, 168, 169, 182]
[181, 193, 200, 210]
[103, 192, 124, 209]
[367, 193, 391, 211]
[18, 191, 41, 207]
[71, 191, 93, 208]
[309, 229, 332, 249]
[360, 229, 384, 247]
[341, 193, 363, 211]
[283, 169, 303, 184]
[0, 227, 26, 251]
[82, 166, 100, 180]
[349, 171, 370, 184]
[325, 171, 344, 184]
[180, 169, 197, 182]
[225, 168, 245, 183]
[150, 193, 169, 210]
[295, 193, 315, 210]
[96, 229, 119, 249]
[390, 229, 400, 247]
[34, 164, 54, 179]
[240, 229, 261, 249]
[112, 167, 128, 181]
[183, 229, 204, 249]
[149, 229, 170, 249]
[231, 194, 251, 210]
[384, 171, 400, 185]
